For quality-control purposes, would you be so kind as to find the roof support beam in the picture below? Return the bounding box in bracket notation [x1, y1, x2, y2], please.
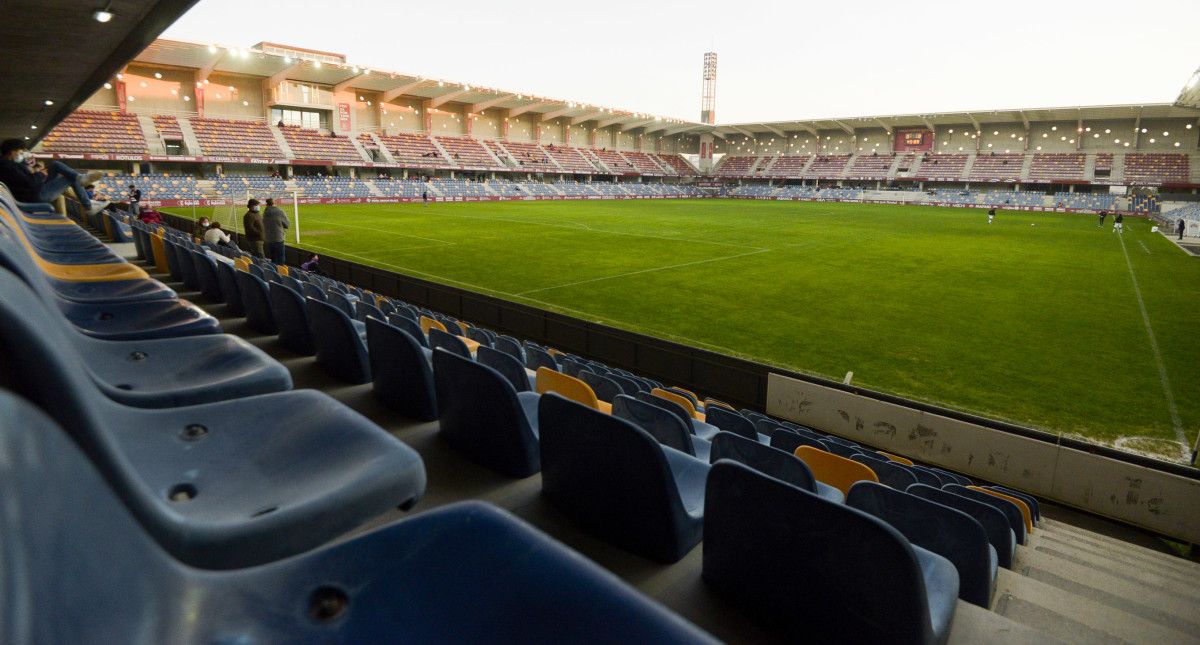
[427, 88, 469, 109]
[874, 119, 893, 134]
[1018, 110, 1030, 129]
[831, 120, 854, 135]
[730, 126, 757, 139]
[381, 79, 427, 103]
[333, 72, 364, 92]
[620, 119, 657, 132]
[197, 51, 225, 83]
[966, 113, 981, 132]
[468, 94, 515, 113]
[761, 124, 786, 137]
[539, 107, 574, 122]
[570, 110, 606, 125]
[594, 116, 627, 129]
[920, 116, 936, 131]
[506, 101, 552, 118]
[665, 124, 701, 136]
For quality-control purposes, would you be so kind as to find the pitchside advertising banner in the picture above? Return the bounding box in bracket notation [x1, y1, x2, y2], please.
[894, 129, 934, 152]
[136, 194, 705, 208]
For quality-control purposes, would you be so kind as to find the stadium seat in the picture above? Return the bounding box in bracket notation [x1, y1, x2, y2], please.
[651, 387, 704, 421]
[387, 312, 430, 348]
[538, 394, 707, 563]
[213, 261, 244, 316]
[820, 438, 864, 459]
[944, 484, 1027, 545]
[475, 345, 534, 392]
[536, 367, 612, 414]
[638, 391, 720, 440]
[989, 486, 1041, 524]
[0, 267, 291, 408]
[612, 394, 710, 461]
[879, 450, 915, 466]
[709, 431, 844, 503]
[580, 370, 624, 404]
[524, 343, 559, 371]
[908, 484, 1015, 569]
[0, 392, 711, 643]
[433, 348, 541, 478]
[236, 269, 278, 334]
[492, 334, 525, 361]
[704, 405, 761, 442]
[846, 481, 995, 607]
[702, 460, 958, 644]
[852, 452, 919, 490]
[769, 426, 828, 453]
[429, 327, 473, 359]
[189, 250, 225, 302]
[306, 297, 371, 384]
[366, 316, 438, 421]
[794, 445, 880, 495]
[0, 290, 426, 568]
[269, 282, 316, 355]
[912, 465, 948, 487]
[969, 486, 1034, 534]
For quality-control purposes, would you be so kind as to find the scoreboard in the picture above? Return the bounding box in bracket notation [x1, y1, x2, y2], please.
[895, 129, 934, 152]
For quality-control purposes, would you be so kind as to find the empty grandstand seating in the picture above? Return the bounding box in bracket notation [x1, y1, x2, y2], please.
[623, 151, 667, 175]
[803, 155, 851, 178]
[1123, 153, 1190, 184]
[190, 117, 283, 158]
[762, 155, 810, 178]
[280, 126, 365, 163]
[714, 155, 757, 177]
[969, 153, 1022, 182]
[40, 110, 148, 155]
[654, 153, 696, 176]
[152, 115, 184, 141]
[591, 148, 637, 173]
[496, 140, 554, 170]
[373, 131, 449, 167]
[547, 145, 603, 173]
[1027, 153, 1085, 182]
[845, 153, 893, 179]
[95, 174, 199, 201]
[917, 154, 968, 180]
[436, 135, 505, 170]
[1094, 152, 1114, 173]
[295, 176, 373, 198]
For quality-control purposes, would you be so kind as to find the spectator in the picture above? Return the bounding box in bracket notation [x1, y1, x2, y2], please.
[277, 119, 285, 128]
[262, 198, 289, 264]
[300, 254, 322, 275]
[137, 209, 163, 225]
[127, 184, 142, 214]
[242, 198, 265, 257]
[0, 138, 108, 214]
[1178, 218, 1186, 241]
[203, 221, 233, 247]
[194, 216, 212, 238]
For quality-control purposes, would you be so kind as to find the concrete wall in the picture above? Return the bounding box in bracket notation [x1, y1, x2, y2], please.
[766, 372, 1200, 544]
[122, 65, 197, 116]
[381, 99, 420, 133]
[204, 73, 265, 120]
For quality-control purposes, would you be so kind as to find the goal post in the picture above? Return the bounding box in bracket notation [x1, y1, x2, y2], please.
[207, 189, 301, 249]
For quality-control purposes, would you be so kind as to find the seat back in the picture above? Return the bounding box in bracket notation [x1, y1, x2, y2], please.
[268, 282, 315, 355]
[703, 461, 939, 643]
[604, 372, 642, 397]
[306, 297, 371, 384]
[524, 344, 559, 371]
[851, 453, 918, 490]
[301, 282, 325, 301]
[794, 446, 879, 495]
[366, 316, 437, 421]
[465, 326, 494, 348]
[428, 327, 472, 358]
[189, 251, 224, 302]
[235, 269, 276, 334]
[475, 345, 532, 393]
[433, 349, 539, 478]
[911, 465, 947, 487]
[635, 391, 693, 431]
[663, 386, 701, 409]
[611, 394, 694, 456]
[989, 486, 1039, 523]
[705, 406, 758, 441]
[878, 450, 915, 466]
[214, 260, 244, 316]
[386, 313, 428, 348]
[536, 367, 601, 411]
[492, 334, 524, 361]
[847, 481, 993, 607]
[907, 483, 1014, 569]
[944, 484, 1026, 545]
[579, 371, 623, 404]
[968, 486, 1033, 534]
[172, 241, 199, 290]
[820, 439, 863, 460]
[538, 393, 695, 563]
[558, 356, 587, 378]
[709, 432, 818, 494]
[420, 315, 447, 336]
[651, 388, 702, 420]
[769, 427, 827, 454]
[327, 292, 357, 318]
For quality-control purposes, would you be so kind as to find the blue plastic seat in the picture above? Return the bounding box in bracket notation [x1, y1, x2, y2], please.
[703, 460, 958, 644]
[933, 467, 972, 487]
[820, 438, 864, 459]
[429, 327, 472, 358]
[0, 267, 290, 408]
[465, 326, 494, 347]
[189, 250, 224, 302]
[989, 486, 1040, 524]
[0, 392, 711, 644]
[366, 316, 438, 420]
[302, 281, 325, 301]
[307, 297, 371, 384]
[580, 370, 624, 403]
[847, 481, 994, 608]
[637, 391, 720, 441]
[908, 484, 1015, 569]
[944, 484, 1027, 545]
[476, 345, 533, 392]
[0, 295, 426, 569]
[171, 242, 200, 290]
[604, 371, 643, 396]
[355, 298, 384, 323]
[905, 463, 944, 487]
[769, 427, 828, 454]
[852, 453, 919, 490]
[493, 334, 524, 361]
[524, 343, 559, 371]
[433, 349, 541, 478]
[269, 281, 316, 355]
[538, 393, 707, 563]
[327, 291, 357, 318]
[705, 405, 761, 442]
[612, 394, 710, 461]
[709, 431, 844, 503]
[912, 465, 948, 487]
[236, 269, 277, 334]
[213, 260, 244, 316]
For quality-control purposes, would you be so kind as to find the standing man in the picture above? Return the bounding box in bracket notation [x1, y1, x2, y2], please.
[242, 198, 265, 257]
[987, 207, 996, 225]
[262, 197, 289, 265]
[1113, 212, 1124, 234]
[1178, 217, 1187, 241]
[0, 138, 108, 214]
[1098, 210, 1107, 227]
[422, 183, 430, 207]
[127, 184, 142, 215]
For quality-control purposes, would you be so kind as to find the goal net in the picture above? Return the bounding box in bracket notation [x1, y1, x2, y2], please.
[206, 190, 302, 247]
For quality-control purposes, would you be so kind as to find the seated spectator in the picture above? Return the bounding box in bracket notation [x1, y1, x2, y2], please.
[194, 217, 212, 237]
[0, 138, 108, 214]
[203, 221, 234, 247]
[137, 209, 163, 225]
[300, 253, 322, 275]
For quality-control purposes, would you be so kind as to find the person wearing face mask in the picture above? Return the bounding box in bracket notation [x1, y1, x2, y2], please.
[0, 138, 108, 215]
[242, 198, 265, 258]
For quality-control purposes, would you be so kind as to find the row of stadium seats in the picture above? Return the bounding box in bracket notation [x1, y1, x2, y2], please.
[279, 126, 365, 163]
[39, 110, 148, 155]
[729, 184, 1121, 210]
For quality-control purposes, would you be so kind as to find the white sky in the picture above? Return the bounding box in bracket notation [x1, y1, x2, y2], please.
[162, 0, 1200, 124]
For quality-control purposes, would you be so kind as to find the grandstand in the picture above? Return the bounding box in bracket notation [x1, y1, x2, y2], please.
[3, 2, 1200, 643]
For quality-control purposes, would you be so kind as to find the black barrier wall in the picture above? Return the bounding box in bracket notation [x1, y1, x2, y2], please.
[163, 213, 1199, 480]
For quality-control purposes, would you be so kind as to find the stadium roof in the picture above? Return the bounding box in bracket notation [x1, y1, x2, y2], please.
[1174, 66, 1200, 110]
[4, 0, 199, 144]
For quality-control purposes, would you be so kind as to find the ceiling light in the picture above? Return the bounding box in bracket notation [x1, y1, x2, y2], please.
[313, 61, 322, 69]
[103, 83, 112, 89]
[43, 99, 53, 106]
[208, 45, 218, 54]
[93, 6, 114, 22]
[154, 72, 162, 79]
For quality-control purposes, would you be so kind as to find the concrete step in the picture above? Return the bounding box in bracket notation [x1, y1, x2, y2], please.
[993, 568, 1198, 644]
[1025, 533, 1200, 598]
[947, 599, 1067, 645]
[1036, 521, 1200, 581]
[1040, 518, 1200, 575]
[1012, 546, 1200, 636]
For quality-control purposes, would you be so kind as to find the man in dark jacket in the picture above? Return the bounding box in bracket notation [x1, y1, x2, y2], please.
[262, 198, 289, 264]
[1179, 218, 1188, 241]
[0, 138, 107, 214]
[242, 198, 265, 257]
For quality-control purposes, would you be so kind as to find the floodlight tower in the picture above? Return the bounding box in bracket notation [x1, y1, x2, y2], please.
[699, 52, 717, 172]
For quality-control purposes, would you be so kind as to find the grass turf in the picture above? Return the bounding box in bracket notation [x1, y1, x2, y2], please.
[175, 199, 1200, 459]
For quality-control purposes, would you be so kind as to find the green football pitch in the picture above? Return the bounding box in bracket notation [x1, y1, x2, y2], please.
[175, 199, 1200, 461]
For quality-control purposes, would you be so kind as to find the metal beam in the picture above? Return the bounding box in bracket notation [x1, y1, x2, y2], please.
[539, 106, 574, 122]
[427, 88, 469, 109]
[965, 113, 981, 132]
[506, 101, 552, 119]
[874, 119, 893, 134]
[1018, 110, 1030, 129]
[381, 79, 427, 103]
[196, 51, 225, 83]
[594, 116, 627, 129]
[620, 119, 657, 132]
[468, 94, 515, 113]
[730, 126, 757, 139]
[665, 124, 701, 136]
[831, 120, 854, 135]
[570, 110, 606, 126]
[919, 116, 936, 131]
[761, 124, 786, 137]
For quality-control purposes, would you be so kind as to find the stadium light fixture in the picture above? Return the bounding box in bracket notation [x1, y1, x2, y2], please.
[1188, 124, 1194, 129]
[1149, 138, 1156, 143]
[154, 72, 162, 79]
[208, 45, 217, 54]
[313, 61, 322, 69]
[1175, 142, 1181, 147]
[44, 99, 53, 106]
[1163, 131, 1169, 136]
[103, 83, 112, 89]
[93, 4, 114, 22]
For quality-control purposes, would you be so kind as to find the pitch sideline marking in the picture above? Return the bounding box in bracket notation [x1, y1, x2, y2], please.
[515, 249, 772, 296]
[1117, 233, 1187, 454]
[1138, 240, 1151, 255]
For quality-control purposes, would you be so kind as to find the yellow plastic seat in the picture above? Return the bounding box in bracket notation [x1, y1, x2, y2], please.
[878, 451, 915, 466]
[704, 398, 735, 412]
[969, 486, 1033, 534]
[277, 265, 289, 277]
[0, 208, 148, 282]
[150, 230, 170, 274]
[233, 256, 251, 271]
[419, 316, 480, 352]
[794, 446, 880, 495]
[651, 388, 705, 422]
[536, 367, 611, 414]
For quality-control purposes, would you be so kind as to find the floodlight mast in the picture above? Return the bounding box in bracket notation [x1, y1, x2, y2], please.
[701, 52, 717, 125]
